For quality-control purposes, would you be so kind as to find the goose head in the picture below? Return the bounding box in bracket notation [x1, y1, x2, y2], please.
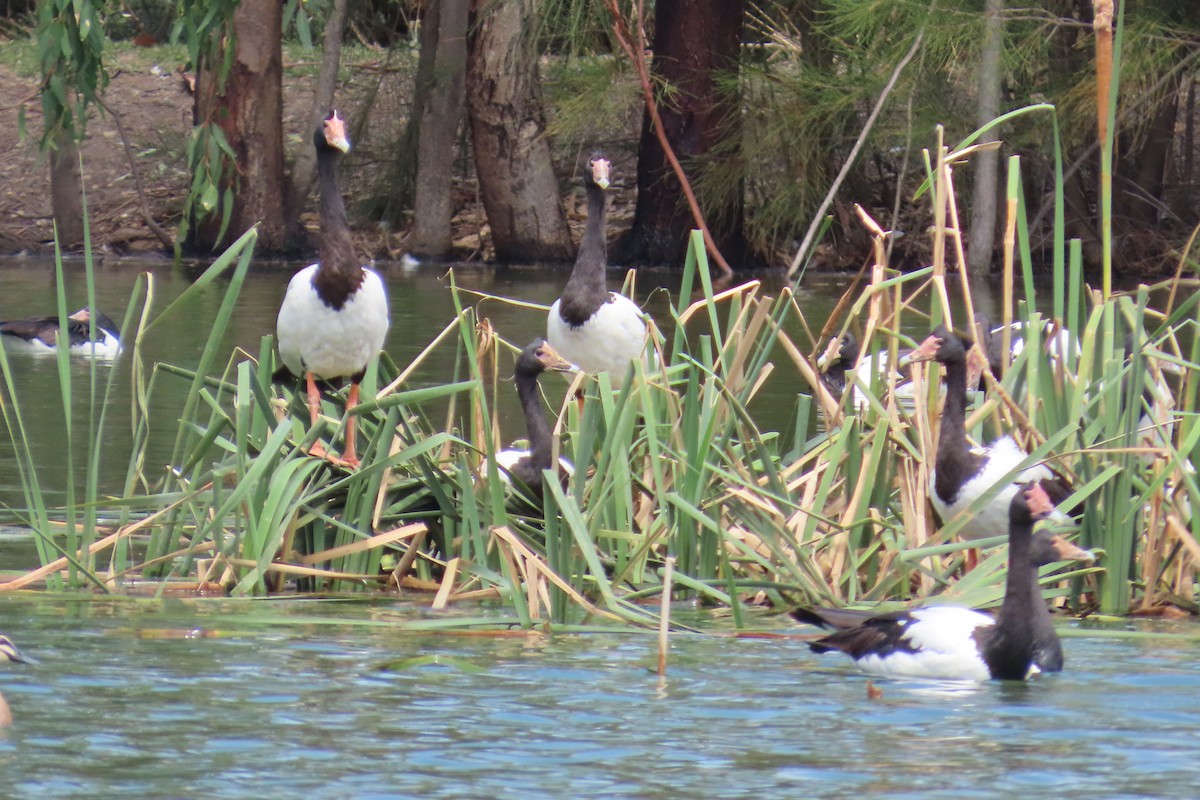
[1030, 528, 1095, 566]
[515, 339, 577, 380]
[906, 326, 989, 387]
[1015, 482, 1055, 526]
[817, 331, 859, 372]
[315, 110, 351, 154]
[586, 153, 611, 191]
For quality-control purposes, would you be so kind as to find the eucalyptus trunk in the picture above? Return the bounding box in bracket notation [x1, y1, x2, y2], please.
[967, 0, 1004, 276]
[49, 129, 84, 248]
[465, 0, 572, 262]
[285, 0, 349, 241]
[410, 0, 468, 259]
[616, 0, 748, 267]
[189, 0, 287, 252]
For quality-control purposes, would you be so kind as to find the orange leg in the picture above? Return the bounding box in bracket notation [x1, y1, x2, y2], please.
[342, 382, 361, 468]
[305, 372, 328, 459]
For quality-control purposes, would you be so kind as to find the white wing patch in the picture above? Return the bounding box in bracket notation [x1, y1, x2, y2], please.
[855, 608, 993, 681]
[931, 435, 1056, 540]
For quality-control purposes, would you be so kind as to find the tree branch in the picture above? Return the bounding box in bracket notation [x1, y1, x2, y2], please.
[96, 96, 174, 249]
[602, 0, 733, 277]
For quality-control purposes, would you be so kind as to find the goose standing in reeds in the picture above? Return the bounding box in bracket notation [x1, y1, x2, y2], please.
[495, 339, 576, 498]
[547, 153, 648, 388]
[906, 326, 1073, 540]
[818, 332, 916, 408]
[0, 308, 121, 359]
[793, 484, 1088, 681]
[276, 111, 389, 468]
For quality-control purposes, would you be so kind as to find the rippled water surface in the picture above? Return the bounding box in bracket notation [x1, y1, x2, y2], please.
[0, 596, 1197, 797]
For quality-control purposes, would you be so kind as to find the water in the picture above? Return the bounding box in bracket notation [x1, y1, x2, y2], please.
[0, 259, 1199, 793]
[0, 594, 1197, 796]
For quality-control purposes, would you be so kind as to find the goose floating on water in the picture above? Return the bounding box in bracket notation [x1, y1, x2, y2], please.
[495, 338, 576, 499]
[793, 484, 1093, 681]
[906, 325, 1074, 540]
[0, 308, 121, 359]
[0, 634, 31, 728]
[276, 110, 389, 468]
[547, 153, 649, 388]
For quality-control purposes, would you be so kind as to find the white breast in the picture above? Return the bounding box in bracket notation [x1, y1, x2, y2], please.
[547, 293, 647, 388]
[931, 435, 1053, 540]
[277, 264, 389, 379]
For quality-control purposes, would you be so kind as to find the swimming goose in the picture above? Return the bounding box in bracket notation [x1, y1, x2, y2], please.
[907, 326, 1073, 540]
[0, 634, 31, 728]
[495, 339, 576, 498]
[793, 484, 1082, 681]
[0, 308, 121, 359]
[792, 525, 1094, 676]
[547, 153, 648, 388]
[276, 111, 389, 468]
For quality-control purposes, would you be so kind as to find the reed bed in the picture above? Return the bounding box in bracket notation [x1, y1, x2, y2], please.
[0, 129, 1197, 630]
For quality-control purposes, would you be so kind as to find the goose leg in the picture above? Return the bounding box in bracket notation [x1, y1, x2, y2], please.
[341, 382, 361, 468]
[305, 372, 329, 459]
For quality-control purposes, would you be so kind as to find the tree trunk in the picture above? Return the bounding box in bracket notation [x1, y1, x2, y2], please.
[465, 0, 572, 262]
[409, 0, 468, 259]
[967, 0, 1004, 276]
[285, 0, 349, 242]
[49, 129, 84, 249]
[615, 0, 749, 267]
[189, 0, 287, 253]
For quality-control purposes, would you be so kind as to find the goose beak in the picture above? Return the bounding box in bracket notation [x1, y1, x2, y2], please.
[966, 345, 989, 388]
[539, 343, 579, 373]
[816, 337, 840, 371]
[1045, 533, 1096, 563]
[901, 333, 942, 366]
[591, 157, 611, 190]
[324, 111, 351, 154]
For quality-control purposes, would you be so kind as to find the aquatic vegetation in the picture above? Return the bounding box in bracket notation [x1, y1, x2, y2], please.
[0, 120, 1196, 630]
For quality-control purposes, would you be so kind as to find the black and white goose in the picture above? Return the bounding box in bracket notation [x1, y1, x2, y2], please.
[818, 332, 916, 408]
[495, 339, 576, 498]
[0, 308, 121, 359]
[793, 523, 1093, 677]
[793, 484, 1088, 681]
[907, 326, 1072, 540]
[0, 634, 31, 728]
[276, 111, 389, 468]
[973, 312, 1077, 380]
[547, 153, 648, 388]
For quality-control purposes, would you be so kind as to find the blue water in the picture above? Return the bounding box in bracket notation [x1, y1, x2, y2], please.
[0, 596, 1197, 797]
